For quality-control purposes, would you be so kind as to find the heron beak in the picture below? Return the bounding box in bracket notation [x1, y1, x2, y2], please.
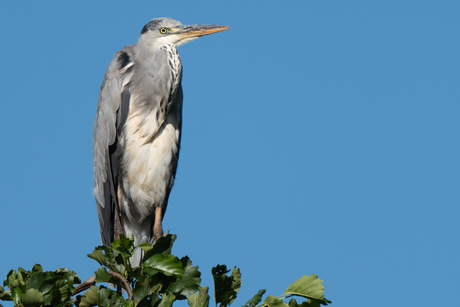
[173, 24, 231, 39]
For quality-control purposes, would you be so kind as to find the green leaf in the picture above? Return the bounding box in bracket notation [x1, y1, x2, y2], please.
[288, 298, 312, 307]
[305, 299, 322, 307]
[138, 243, 154, 252]
[25, 272, 46, 292]
[166, 256, 201, 297]
[12, 287, 22, 305]
[39, 271, 56, 295]
[88, 247, 111, 267]
[6, 270, 17, 289]
[132, 275, 153, 305]
[263, 296, 289, 307]
[94, 267, 122, 287]
[111, 235, 135, 272]
[187, 286, 210, 307]
[76, 285, 99, 307]
[283, 275, 330, 305]
[212, 265, 242, 307]
[143, 254, 184, 278]
[55, 267, 81, 287]
[24, 267, 78, 306]
[17, 267, 29, 289]
[158, 294, 176, 307]
[31, 264, 43, 275]
[97, 288, 127, 307]
[21, 288, 43, 307]
[242, 289, 266, 307]
[111, 234, 134, 256]
[143, 234, 177, 259]
[43, 288, 64, 306]
[88, 246, 126, 275]
[136, 293, 160, 307]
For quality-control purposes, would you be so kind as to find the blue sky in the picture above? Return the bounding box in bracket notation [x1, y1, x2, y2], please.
[1, 1, 459, 306]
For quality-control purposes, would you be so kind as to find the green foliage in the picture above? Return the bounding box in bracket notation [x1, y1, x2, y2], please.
[242, 289, 266, 307]
[187, 286, 209, 307]
[212, 265, 241, 307]
[0, 264, 80, 307]
[0, 234, 331, 307]
[282, 275, 331, 306]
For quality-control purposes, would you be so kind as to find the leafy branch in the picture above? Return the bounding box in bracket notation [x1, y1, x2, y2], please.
[0, 234, 331, 307]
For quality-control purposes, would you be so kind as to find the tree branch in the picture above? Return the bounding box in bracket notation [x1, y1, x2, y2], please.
[71, 271, 133, 300]
[107, 270, 133, 300]
[72, 275, 96, 296]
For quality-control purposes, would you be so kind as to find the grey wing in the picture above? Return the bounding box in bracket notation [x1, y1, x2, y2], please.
[93, 46, 134, 246]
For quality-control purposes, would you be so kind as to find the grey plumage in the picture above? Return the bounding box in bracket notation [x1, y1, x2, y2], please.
[93, 17, 229, 265]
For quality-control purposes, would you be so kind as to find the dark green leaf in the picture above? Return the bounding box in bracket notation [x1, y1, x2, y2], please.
[111, 235, 135, 272]
[136, 293, 160, 307]
[132, 275, 152, 304]
[97, 288, 127, 307]
[25, 272, 46, 292]
[88, 246, 126, 275]
[306, 299, 322, 307]
[31, 265, 43, 275]
[243, 289, 266, 307]
[212, 265, 242, 307]
[57, 282, 73, 305]
[158, 294, 176, 307]
[288, 298, 298, 307]
[39, 273, 57, 296]
[283, 275, 330, 305]
[143, 254, 184, 278]
[17, 267, 29, 289]
[288, 298, 312, 307]
[43, 288, 65, 306]
[166, 256, 201, 297]
[263, 296, 289, 307]
[94, 268, 121, 287]
[21, 288, 43, 307]
[111, 234, 134, 257]
[55, 268, 81, 287]
[6, 270, 16, 288]
[143, 234, 177, 260]
[187, 286, 210, 307]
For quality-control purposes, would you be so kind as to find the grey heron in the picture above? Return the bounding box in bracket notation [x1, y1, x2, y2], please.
[93, 17, 229, 265]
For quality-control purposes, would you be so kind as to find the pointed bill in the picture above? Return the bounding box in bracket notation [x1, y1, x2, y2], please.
[173, 24, 231, 39]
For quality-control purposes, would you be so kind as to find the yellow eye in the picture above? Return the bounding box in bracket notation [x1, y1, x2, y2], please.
[159, 28, 167, 34]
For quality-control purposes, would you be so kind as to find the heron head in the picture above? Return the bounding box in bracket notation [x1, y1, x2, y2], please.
[139, 17, 230, 48]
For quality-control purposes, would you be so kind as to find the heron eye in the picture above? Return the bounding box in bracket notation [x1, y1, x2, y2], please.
[159, 28, 168, 34]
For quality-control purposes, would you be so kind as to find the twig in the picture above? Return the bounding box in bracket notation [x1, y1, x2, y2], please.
[72, 275, 96, 296]
[71, 271, 133, 300]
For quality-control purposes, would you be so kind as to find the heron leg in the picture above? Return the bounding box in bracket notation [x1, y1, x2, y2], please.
[153, 206, 164, 242]
[114, 185, 124, 240]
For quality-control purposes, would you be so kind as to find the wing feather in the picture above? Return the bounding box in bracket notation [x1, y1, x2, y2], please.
[93, 45, 134, 246]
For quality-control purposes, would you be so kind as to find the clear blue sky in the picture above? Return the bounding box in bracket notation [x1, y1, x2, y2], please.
[1, 1, 459, 306]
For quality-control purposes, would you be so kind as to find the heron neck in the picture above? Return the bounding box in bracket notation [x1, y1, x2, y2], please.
[134, 39, 171, 70]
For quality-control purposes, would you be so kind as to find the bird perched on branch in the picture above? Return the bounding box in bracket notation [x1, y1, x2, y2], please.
[93, 17, 229, 265]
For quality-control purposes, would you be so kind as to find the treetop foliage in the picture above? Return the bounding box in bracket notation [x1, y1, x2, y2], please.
[0, 234, 331, 307]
